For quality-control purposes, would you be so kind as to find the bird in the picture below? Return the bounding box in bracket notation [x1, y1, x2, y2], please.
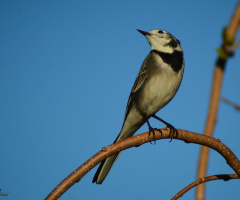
[92, 29, 184, 184]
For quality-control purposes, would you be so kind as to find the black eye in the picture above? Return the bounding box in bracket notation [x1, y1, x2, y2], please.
[158, 30, 164, 34]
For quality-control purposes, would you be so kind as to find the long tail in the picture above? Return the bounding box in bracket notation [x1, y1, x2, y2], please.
[92, 152, 121, 184]
[92, 130, 125, 184]
[93, 112, 146, 184]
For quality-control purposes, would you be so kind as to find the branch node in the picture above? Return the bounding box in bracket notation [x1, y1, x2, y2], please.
[216, 27, 236, 59]
[101, 146, 110, 152]
[163, 126, 168, 130]
[198, 178, 204, 183]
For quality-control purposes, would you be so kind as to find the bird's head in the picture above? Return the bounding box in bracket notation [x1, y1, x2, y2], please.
[137, 29, 182, 53]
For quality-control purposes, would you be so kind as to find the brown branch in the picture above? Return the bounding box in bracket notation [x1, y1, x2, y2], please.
[196, 2, 240, 199]
[45, 128, 240, 200]
[172, 174, 239, 200]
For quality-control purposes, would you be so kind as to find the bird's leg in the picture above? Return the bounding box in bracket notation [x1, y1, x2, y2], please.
[152, 114, 178, 142]
[147, 120, 162, 144]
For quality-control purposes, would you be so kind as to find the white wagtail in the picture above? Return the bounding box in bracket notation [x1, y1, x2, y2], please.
[93, 29, 184, 184]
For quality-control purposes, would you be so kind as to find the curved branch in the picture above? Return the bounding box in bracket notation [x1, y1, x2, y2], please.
[172, 174, 239, 200]
[45, 128, 240, 200]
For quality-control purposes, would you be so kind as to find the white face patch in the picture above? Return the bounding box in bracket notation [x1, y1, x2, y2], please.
[145, 30, 181, 53]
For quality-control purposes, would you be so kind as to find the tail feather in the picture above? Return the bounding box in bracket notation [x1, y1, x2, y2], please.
[93, 113, 146, 184]
[92, 152, 121, 184]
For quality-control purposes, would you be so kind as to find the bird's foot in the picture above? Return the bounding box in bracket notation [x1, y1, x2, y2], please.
[152, 115, 178, 142]
[166, 124, 178, 143]
[147, 120, 162, 145]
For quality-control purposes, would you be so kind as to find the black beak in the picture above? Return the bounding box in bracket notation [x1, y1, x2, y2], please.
[137, 29, 150, 36]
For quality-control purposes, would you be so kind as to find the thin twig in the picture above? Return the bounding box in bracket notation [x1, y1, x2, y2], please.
[172, 174, 239, 200]
[221, 97, 240, 111]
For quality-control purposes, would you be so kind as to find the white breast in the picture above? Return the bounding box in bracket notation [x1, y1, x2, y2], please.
[138, 61, 183, 116]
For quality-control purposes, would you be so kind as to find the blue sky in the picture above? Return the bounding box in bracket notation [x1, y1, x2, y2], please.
[1, 1, 240, 199]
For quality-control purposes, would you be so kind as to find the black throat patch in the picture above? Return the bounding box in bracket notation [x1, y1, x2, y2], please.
[152, 50, 184, 73]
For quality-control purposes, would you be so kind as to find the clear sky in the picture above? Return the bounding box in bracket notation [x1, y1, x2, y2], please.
[1, 1, 240, 199]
